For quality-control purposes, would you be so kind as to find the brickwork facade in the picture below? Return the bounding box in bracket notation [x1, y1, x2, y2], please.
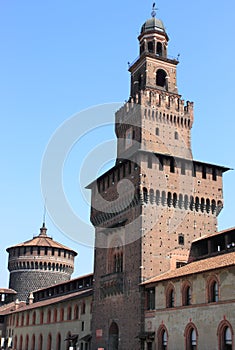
[89, 12, 229, 350]
[7, 224, 77, 301]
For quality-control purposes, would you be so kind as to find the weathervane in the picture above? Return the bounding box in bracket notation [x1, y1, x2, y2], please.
[151, 2, 158, 18]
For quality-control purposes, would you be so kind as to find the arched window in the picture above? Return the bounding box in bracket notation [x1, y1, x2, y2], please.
[149, 189, 154, 204]
[182, 282, 192, 306]
[185, 324, 197, 350]
[108, 322, 119, 350]
[161, 191, 166, 206]
[157, 326, 168, 350]
[184, 195, 189, 210]
[66, 332, 71, 350]
[157, 42, 163, 56]
[195, 197, 200, 212]
[218, 321, 233, 350]
[201, 198, 205, 212]
[19, 335, 23, 350]
[156, 69, 167, 88]
[212, 199, 216, 214]
[173, 193, 177, 208]
[32, 311, 36, 325]
[56, 333, 61, 350]
[143, 187, 148, 203]
[38, 334, 43, 350]
[206, 198, 210, 213]
[156, 190, 161, 205]
[208, 278, 219, 303]
[26, 312, 30, 326]
[31, 334, 35, 350]
[148, 41, 154, 53]
[166, 284, 175, 308]
[167, 192, 172, 207]
[189, 196, 194, 211]
[25, 334, 29, 350]
[67, 306, 72, 320]
[60, 307, 64, 321]
[224, 327, 232, 349]
[47, 309, 51, 323]
[178, 194, 183, 209]
[74, 305, 79, 320]
[40, 310, 44, 324]
[14, 335, 17, 350]
[47, 333, 52, 350]
[53, 308, 57, 323]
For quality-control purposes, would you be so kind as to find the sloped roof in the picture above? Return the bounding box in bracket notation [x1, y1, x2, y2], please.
[0, 288, 17, 294]
[192, 226, 235, 243]
[6, 224, 77, 255]
[2, 288, 92, 315]
[142, 251, 235, 285]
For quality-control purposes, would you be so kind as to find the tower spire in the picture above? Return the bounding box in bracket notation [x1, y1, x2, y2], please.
[151, 2, 157, 18]
[40, 203, 47, 236]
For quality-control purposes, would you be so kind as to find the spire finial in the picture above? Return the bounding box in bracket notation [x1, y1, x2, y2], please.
[40, 202, 47, 236]
[151, 2, 157, 18]
[42, 198, 47, 227]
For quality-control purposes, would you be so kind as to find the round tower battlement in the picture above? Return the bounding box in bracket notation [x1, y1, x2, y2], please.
[6, 223, 77, 301]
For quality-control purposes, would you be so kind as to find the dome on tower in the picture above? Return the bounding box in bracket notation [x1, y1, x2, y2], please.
[6, 223, 78, 301]
[141, 17, 166, 34]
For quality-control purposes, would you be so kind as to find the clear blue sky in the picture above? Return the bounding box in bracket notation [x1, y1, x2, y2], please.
[0, 0, 235, 287]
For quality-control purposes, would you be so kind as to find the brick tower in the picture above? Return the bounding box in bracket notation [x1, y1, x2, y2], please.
[7, 223, 77, 301]
[88, 6, 229, 350]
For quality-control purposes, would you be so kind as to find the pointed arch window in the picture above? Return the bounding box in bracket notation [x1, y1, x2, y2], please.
[56, 333, 61, 350]
[185, 324, 197, 350]
[31, 334, 35, 350]
[158, 326, 168, 350]
[182, 283, 192, 306]
[208, 278, 219, 303]
[225, 327, 232, 347]
[166, 285, 175, 308]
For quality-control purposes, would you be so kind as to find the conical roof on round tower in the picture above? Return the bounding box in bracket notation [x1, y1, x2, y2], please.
[6, 223, 77, 255]
[6, 223, 78, 301]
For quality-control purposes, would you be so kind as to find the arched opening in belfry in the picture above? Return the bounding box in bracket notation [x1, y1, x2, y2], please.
[148, 41, 154, 53]
[157, 42, 163, 56]
[156, 69, 167, 88]
[108, 322, 119, 350]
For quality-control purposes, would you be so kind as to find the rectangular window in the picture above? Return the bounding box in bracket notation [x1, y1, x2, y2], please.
[176, 261, 186, 268]
[212, 168, 217, 181]
[146, 288, 155, 310]
[170, 158, 175, 173]
[202, 166, 207, 179]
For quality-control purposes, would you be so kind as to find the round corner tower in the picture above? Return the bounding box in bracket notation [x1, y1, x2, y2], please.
[6, 223, 77, 301]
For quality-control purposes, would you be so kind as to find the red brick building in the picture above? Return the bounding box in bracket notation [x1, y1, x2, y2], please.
[88, 6, 229, 350]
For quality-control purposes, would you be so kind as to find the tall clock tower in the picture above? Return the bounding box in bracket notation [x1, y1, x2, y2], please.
[88, 6, 229, 350]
